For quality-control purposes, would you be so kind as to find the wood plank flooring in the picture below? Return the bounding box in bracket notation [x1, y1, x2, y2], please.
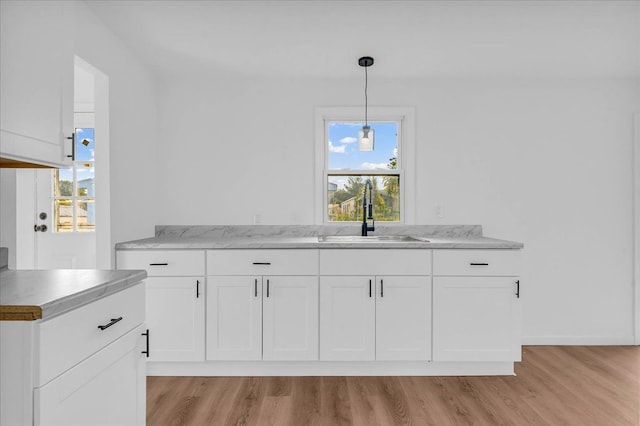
[146, 346, 639, 425]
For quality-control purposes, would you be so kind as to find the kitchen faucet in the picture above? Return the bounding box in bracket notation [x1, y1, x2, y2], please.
[361, 179, 375, 236]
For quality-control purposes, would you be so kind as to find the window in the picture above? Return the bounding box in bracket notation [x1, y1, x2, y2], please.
[53, 127, 95, 232]
[315, 107, 415, 224]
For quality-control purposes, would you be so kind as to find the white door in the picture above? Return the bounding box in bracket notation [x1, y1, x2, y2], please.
[375, 276, 431, 361]
[146, 277, 205, 362]
[17, 60, 108, 270]
[319, 276, 375, 361]
[433, 276, 521, 362]
[263, 276, 318, 361]
[207, 276, 262, 360]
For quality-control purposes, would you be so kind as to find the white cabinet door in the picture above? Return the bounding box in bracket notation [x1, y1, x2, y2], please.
[375, 276, 431, 361]
[34, 325, 146, 426]
[433, 276, 521, 362]
[146, 277, 205, 361]
[0, 0, 73, 167]
[320, 276, 375, 361]
[207, 276, 262, 360]
[263, 276, 318, 361]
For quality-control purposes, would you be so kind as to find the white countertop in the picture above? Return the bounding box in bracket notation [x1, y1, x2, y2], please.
[0, 269, 147, 320]
[115, 235, 524, 250]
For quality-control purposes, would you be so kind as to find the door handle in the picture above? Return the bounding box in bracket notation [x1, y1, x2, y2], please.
[266, 279, 270, 297]
[380, 279, 384, 297]
[196, 280, 200, 298]
[516, 280, 520, 298]
[33, 224, 48, 233]
[141, 329, 150, 358]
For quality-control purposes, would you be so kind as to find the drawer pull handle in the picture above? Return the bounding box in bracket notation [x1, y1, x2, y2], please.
[149, 263, 168, 266]
[470, 262, 489, 266]
[141, 329, 150, 358]
[98, 317, 123, 330]
[252, 262, 271, 265]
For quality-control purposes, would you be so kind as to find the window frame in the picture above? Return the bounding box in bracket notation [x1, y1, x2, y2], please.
[314, 106, 416, 225]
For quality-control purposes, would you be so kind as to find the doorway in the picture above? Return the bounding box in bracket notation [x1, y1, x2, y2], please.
[15, 57, 110, 269]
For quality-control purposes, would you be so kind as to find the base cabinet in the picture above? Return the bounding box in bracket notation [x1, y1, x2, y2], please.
[432, 250, 522, 362]
[145, 277, 205, 361]
[206, 275, 318, 361]
[319, 276, 431, 361]
[116, 250, 206, 362]
[34, 325, 146, 426]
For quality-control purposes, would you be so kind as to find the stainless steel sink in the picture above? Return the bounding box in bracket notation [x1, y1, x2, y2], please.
[317, 235, 427, 243]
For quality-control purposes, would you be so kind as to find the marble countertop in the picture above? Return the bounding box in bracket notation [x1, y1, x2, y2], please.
[0, 269, 147, 321]
[115, 235, 523, 250]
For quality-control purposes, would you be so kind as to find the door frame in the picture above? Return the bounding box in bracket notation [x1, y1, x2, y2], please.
[634, 113, 640, 345]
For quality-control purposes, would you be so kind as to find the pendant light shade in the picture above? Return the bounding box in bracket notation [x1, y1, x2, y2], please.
[358, 56, 374, 152]
[358, 125, 374, 151]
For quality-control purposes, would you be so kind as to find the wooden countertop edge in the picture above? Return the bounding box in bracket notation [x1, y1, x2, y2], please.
[0, 305, 42, 321]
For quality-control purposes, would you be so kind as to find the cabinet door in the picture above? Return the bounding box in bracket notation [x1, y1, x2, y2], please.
[433, 276, 521, 362]
[263, 276, 318, 361]
[207, 276, 262, 360]
[146, 277, 205, 361]
[34, 325, 146, 426]
[320, 276, 375, 361]
[0, 1, 73, 167]
[376, 276, 431, 361]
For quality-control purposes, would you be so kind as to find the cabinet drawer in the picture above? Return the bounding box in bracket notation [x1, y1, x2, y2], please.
[433, 250, 521, 276]
[36, 284, 145, 386]
[117, 250, 205, 276]
[207, 250, 318, 275]
[319, 249, 431, 276]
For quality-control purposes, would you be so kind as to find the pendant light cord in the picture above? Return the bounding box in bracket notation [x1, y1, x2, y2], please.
[364, 65, 368, 126]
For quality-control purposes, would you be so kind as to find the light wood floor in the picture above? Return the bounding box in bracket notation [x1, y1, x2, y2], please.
[147, 346, 639, 425]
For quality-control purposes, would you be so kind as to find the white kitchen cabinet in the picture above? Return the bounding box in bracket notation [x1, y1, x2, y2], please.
[0, 0, 74, 167]
[263, 276, 318, 361]
[116, 250, 206, 362]
[319, 276, 375, 361]
[207, 275, 262, 360]
[0, 283, 146, 426]
[34, 325, 146, 426]
[319, 250, 431, 361]
[432, 250, 522, 362]
[206, 250, 319, 361]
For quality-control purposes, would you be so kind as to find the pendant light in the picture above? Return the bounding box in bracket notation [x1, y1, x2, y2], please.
[358, 56, 374, 151]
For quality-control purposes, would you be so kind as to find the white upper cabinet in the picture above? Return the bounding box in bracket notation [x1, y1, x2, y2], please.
[0, 1, 74, 167]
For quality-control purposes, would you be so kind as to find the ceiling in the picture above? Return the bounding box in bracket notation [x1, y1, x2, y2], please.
[86, 0, 640, 79]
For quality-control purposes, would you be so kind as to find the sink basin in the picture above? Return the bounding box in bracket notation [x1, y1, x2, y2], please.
[317, 235, 427, 243]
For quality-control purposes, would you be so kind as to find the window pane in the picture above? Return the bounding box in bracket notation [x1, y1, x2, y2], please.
[328, 122, 398, 171]
[54, 199, 73, 232]
[76, 162, 94, 196]
[327, 175, 400, 222]
[75, 128, 95, 161]
[76, 200, 95, 232]
[54, 169, 73, 196]
[76, 200, 96, 232]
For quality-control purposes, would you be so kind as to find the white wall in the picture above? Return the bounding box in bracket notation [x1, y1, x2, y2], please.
[156, 73, 638, 343]
[0, 169, 16, 268]
[72, 2, 160, 263]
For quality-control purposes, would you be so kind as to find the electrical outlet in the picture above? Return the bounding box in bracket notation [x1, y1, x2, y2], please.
[253, 214, 261, 224]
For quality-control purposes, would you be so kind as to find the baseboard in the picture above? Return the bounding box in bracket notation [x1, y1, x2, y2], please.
[523, 336, 637, 345]
[146, 360, 516, 377]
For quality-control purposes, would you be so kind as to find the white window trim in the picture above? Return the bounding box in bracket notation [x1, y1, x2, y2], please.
[314, 106, 416, 225]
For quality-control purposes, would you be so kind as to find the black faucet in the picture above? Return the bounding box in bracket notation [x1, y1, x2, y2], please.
[361, 179, 375, 236]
